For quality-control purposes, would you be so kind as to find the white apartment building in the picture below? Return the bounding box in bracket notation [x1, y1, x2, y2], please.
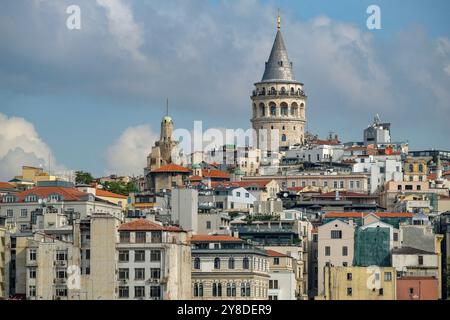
[116, 219, 191, 300]
[198, 187, 256, 213]
[285, 144, 344, 164]
[266, 249, 296, 300]
[352, 155, 403, 194]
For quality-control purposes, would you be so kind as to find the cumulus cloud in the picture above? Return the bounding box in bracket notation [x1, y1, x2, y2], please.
[106, 125, 158, 176]
[0, 113, 66, 181]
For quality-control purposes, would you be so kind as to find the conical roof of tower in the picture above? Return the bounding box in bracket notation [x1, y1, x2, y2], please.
[261, 29, 296, 82]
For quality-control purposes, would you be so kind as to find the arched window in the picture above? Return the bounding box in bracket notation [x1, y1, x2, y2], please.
[290, 87, 295, 95]
[228, 257, 235, 269]
[282, 134, 287, 142]
[270, 87, 276, 95]
[243, 257, 249, 269]
[214, 257, 221, 269]
[280, 103, 288, 116]
[409, 164, 414, 172]
[217, 283, 222, 296]
[252, 103, 257, 117]
[418, 164, 424, 172]
[280, 87, 286, 95]
[291, 102, 298, 116]
[212, 283, 217, 297]
[232, 283, 237, 296]
[194, 257, 201, 269]
[270, 105, 276, 116]
[199, 283, 203, 297]
[262, 87, 266, 95]
[226, 283, 232, 297]
[241, 282, 251, 297]
[193, 283, 199, 297]
[259, 103, 265, 117]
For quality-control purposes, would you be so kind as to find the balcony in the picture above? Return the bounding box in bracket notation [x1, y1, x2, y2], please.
[252, 90, 306, 98]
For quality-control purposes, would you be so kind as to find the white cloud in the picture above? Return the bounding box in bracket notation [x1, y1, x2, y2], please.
[106, 125, 157, 176]
[0, 113, 66, 180]
[96, 0, 146, 62]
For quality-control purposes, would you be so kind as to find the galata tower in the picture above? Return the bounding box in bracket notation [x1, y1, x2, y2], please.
[250, 15, 306, 151]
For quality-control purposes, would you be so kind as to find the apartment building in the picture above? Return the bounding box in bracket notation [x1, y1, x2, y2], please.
[0, 227, 7, 299]
[321, 266, 397, 300]
[190, 235, 269, 300]
[116, 219, 191, 300]
[317, 219, 355, 296]
[266, 249, 296, 300]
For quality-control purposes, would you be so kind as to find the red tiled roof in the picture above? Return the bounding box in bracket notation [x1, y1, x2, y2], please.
[266, 249, 289, 257]
[212, 179, 274, 189]
[189, 175, 203, 182]
[311, 227, 318, 234]
[0, 182, 16, 189]
[398, 276, 436, 281]
[15, 187, 88, 202]
[427, 173, 436, 181]
[118, 219, 184, 232]
[323, 212, 414, 219]
[312, 139, 341, 146]
[443, 171, 450, 177]
[201, 169, 230, 179]
[151, 164, 191, 173]
[190, 235, 243, 242]
[287, 186, 304, 192]
[96, 189, 127, 199]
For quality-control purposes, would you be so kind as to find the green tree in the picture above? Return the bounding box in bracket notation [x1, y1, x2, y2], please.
[75, 171, 94, 185]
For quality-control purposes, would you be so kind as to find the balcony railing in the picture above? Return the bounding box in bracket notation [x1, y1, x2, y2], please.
[252, 90, 306, 98]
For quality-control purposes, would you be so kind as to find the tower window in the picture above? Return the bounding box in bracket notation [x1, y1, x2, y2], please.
[270, 105, 276, 116]
[281, 134, 287, 142]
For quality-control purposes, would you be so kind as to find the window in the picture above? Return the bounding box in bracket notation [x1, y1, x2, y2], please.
[343, 262, 348, 267]
[85, 249, 90, 259]
[118, 268, 129, 280]
[119, 286, 129, 298]
[194, 257, 201, 269]
[245, 193, 249, 198]
[49, 194, 60, 202]
[325, 246, 331, 256]
[119, 250, 129, 262]
[333, 181, 338, 188]
[269, 280, 279, 289]
[398, 185, 402, 191]
[150, 268, 161, 279]
[206, 221, 211, 229]
[150, 250, 161, 262]
[236, 191, 241, 197]
[56, 269, 67, 280]
[418, 256, 424, 265]
[350, 181, 354, 189]
[347, 273, 352, 281]
[134, 250, 145, 262]
[394, 233, 398, 242]
[417, 185, 421, 191]
[214, 257, 221, 269]
[270, 105, 276, 116]
[150, 286, 161, 299]
[55, 288, 67, 297]
[405, 185, 413, 190]
[274, 257, 280, 265]
[29, 267, 36, 279]
[120, 232, 130, 243]
[213, 283, 222, 297]
[228, 257, 235, 269]
[134, 286, 145, 298]
[134, 268, 145, 280]
[384, 272, 392, 281]
[56, 250, 67, 261]
[347, 288, 352, 296]
[243, 257, 249, 269]
[339, 181, 344, 189]
[29, 249, 37, 261]
[135, 232, 146, 243]
[356, 181, 361, 189]
[379, 288, 384, 296]
[150, 231, 162, 243]
[409, 288, 414, 294]
[20, 209, 28, 218]
[29, 286, 36, 297]
[342, 246, 348, 256]
[6, 209, 13, 217]
[281, 134, 287, 142]
[331, 230, 342, 239]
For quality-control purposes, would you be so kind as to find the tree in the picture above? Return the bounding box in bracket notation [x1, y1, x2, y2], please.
[102, 181, 138, 196]
[75, 171, 94, 185]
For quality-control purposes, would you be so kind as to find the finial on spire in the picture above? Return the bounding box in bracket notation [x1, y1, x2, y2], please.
[166, 97, 169, 116]
[277, 9, 281, 30]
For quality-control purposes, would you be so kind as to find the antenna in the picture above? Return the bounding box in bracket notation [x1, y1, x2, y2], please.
[277, 9, 281, 30]
[166, 98, 169, 116]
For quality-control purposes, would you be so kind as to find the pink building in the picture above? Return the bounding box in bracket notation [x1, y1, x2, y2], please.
[397, 276, 439, 300]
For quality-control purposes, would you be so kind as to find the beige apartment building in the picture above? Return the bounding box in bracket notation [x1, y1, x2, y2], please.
[191, 235, 269, 300]
[320, 266, 397, 300]
[266, 249, 297, 300]
[317, 219, 355, 296]
[116, 219, 191, 300]
[243, 173, 369, 193]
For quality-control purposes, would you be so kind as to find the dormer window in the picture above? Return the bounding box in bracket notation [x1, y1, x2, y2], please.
[4, 195, 16, 203]
[25, 195, 38, 202]
[48, 194, 61, 202]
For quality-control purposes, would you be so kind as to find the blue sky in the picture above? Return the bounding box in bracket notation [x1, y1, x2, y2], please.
[0, 0, 449, 179]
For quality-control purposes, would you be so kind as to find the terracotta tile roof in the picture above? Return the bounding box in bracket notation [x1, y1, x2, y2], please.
[190, 235, 243, 242]
[287, 186, 304, 192]
[151, 164, 191, 173]
[398, 276, 437, 280]
[202, 169, 230, 179]
[96, 189, 127, 199]
[312, 139, 341, 146]
[427, 173, 436, 180]
[118, 219, 184, 232]
[189, 175, 203, 182]
[443, 171, 450, 177]
[323, 212, 414, 219]
[311, 227, 318, 234]
[0, 182, 16, 189]
[266, 249, 289, 257]
[14, 187, 88, 202]
[212, 179, 273, 189]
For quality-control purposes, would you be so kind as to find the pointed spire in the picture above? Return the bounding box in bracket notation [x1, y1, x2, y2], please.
[261, 12, 296, 82]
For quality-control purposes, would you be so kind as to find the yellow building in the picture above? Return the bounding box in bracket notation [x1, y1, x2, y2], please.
[320, 266, 396, 300]
[403, 158, 428, 182]
[0, 227, 7, 299]
[10, 166, 58, 190]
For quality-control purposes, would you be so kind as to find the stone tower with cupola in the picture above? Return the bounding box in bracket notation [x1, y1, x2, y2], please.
[250, 15, 306, 151]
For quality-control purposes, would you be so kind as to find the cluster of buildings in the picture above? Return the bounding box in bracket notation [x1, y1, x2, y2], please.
[0, 16, 449, 301]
